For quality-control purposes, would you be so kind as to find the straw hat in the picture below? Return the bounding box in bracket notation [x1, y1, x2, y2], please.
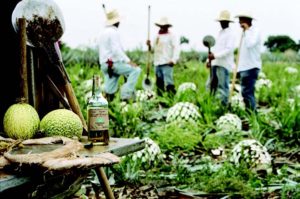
[235, 11, 255, 19]
[155, 17, 172, 27]
[106, 9, 121, 26]
[216, 10, 233, 22]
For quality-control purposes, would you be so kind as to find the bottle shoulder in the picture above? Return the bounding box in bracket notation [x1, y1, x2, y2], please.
[87, 95, 108, 106]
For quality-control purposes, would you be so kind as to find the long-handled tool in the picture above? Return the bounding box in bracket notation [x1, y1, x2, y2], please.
[102, 4, 107, 15]
[46, 42, 88, 134]
[229, 32, 244, 103]
[142, 5, 153, 91]
[202, 35, 216, 93]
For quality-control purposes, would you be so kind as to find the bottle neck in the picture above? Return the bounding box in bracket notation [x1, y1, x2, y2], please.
[93, 75, 102, 96]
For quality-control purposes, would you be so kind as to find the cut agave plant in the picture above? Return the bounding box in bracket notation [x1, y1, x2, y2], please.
[230, 139, 272, 172]
[166, 102, 201, 123]
[215, 113, 242, 133]
[135, 90, 156, 102]
[177, 82, 197, 94]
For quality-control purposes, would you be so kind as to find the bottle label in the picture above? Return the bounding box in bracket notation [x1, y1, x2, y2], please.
[88, 107, 109, 131]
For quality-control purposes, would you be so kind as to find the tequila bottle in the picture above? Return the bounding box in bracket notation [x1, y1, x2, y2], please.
[87, 75, 109, 144]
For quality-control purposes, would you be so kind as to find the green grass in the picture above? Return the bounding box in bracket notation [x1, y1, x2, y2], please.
[63, 48, 300, 197]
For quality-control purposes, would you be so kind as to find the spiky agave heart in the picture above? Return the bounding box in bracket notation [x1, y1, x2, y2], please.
[230, 94, 245, 110]
[135, 90, 156, 102]
[284, 67, 298, 74]
[166, 102, 200, 123]
[131, 137, 164, 164]
[177, 82, 197, 94]
[215, 113, 242, 133]
[256, 78, 273, 91]
[231, 139, 272, 171]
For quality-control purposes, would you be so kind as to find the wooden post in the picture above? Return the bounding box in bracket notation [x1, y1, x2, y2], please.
[95, 167, 115, 199]
[18, 18, 28, 102]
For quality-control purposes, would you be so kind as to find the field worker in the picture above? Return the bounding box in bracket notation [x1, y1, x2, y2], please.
[235, 12, 262, 112]
[207, 10, 236, 106]
[146, 17, 180, 96]
[99, 9, 141, 102]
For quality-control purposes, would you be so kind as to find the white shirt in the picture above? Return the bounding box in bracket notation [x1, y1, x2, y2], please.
[238, 26, 262, 72]
[98, 26, 130, 65]
[211, 27, 236, 71]
[153, 32, 180, 66]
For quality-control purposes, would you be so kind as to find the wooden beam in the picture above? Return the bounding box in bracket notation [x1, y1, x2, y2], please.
[18, 18, 28, 102]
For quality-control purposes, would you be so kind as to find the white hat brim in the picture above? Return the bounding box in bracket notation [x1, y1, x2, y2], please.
[215, 19, 234, 22]
[235, 15, 255, 20]
[155, 23, 172, 27]
[106, 17, 121, 26]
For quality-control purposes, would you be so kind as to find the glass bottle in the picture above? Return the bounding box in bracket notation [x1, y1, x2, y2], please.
[87, 75, 109, 144]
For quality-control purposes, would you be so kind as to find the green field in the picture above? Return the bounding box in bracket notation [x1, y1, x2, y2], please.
[64, 46, 300, 198]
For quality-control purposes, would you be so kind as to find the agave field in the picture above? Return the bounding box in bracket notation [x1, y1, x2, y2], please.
[62, 46, 300, 198]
